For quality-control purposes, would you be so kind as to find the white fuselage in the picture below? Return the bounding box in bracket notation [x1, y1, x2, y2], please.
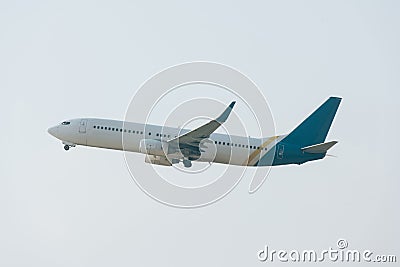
[48, 118, 282, 166]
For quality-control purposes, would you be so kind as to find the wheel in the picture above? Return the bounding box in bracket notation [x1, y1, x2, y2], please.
[171, 158, 180, 164]
[64, 145, 70, 151]
[183, 159, 192, 168]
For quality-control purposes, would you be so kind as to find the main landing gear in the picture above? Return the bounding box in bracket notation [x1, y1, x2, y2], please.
[64, 145, 70, 151]
[183, 159, 192, 168]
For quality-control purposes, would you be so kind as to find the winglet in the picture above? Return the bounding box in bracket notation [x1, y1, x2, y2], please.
[216, 101, 236, 123]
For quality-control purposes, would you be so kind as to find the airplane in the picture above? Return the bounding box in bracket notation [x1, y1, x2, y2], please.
[48, 97, 341, 168]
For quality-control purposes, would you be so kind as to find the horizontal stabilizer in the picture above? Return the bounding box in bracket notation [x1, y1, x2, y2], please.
[301, 141, 338, 154]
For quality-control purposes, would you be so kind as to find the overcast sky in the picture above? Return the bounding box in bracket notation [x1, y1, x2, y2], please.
[1, 1, 399, 266]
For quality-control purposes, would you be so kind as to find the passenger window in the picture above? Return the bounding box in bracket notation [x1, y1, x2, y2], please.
[149, 132, 151, 135]
[136, 131, 139, 134]
[156, 133, 159, 137]
[93, 125, 96, 128]
[223, 142, 225, 145]
[227, 143, 230, 146]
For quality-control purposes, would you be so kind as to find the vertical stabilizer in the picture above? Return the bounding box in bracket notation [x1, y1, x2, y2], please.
[283, 97, 341, 147]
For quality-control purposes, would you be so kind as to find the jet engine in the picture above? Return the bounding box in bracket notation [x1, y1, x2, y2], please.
[144, 155, 172, 166]
[139, 139, 167, 156]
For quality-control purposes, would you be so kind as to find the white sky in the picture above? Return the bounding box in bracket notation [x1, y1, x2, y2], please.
[1, 1, 399, 266]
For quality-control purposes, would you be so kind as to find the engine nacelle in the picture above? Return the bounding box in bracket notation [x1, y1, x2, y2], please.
[139, 139, 167, 156]
[144, 155, 172, 166]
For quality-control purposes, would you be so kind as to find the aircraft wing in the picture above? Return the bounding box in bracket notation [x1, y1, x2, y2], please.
[167, 101, 236, 152]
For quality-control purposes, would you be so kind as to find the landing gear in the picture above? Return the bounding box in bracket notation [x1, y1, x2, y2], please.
[62, 142, 75, 151]
[183, 159, 192, 168]
[171, 158, 180, 164]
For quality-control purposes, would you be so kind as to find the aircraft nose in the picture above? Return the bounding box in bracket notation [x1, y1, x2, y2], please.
[47, 126, 59, 137]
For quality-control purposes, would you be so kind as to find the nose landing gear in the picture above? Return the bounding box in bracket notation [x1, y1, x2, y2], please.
[62, 142, 76, 151]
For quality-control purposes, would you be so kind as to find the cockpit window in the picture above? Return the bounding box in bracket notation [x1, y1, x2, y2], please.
[61, 121, 71, 125]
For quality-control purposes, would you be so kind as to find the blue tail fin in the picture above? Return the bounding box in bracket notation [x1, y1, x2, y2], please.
[284, 97, 342, 147]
